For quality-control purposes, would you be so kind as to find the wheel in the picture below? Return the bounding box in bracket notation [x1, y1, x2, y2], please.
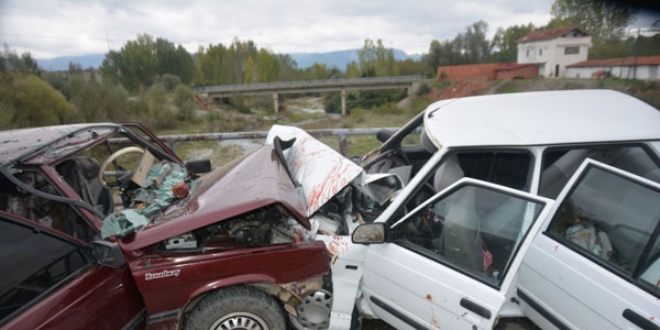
[184, 287, 285, 330]
[98, 146, 144, 189]
[288, 290, 332, 330]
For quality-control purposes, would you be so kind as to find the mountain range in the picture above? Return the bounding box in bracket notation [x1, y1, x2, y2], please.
[37, 49, 422, 71]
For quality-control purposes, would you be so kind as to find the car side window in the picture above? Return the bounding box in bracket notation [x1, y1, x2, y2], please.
[547, 166, 660, 295]
[457, 152, 532, 191]
[393, 184, 544, 288]
[540, 145, 660, 199]
[0, 218, 89, 322]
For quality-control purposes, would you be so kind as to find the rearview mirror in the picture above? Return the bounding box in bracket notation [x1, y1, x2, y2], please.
[376, 129, 396, 143]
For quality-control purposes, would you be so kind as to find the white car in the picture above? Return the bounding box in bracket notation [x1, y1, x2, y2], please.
[268, 89, 660, 330]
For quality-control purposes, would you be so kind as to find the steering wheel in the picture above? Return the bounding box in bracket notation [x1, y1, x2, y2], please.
[98, 146, 144, 189]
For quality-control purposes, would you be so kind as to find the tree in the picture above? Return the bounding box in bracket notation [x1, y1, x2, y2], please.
[492, 23, 536, 62]
[549, 0, 637, 43]
[1, 45, 41, 75]
[459, 20, 492, 64]
[101, 34, 194, 91]
[345, 61, 360, 78]
[358, 39, 399, 77]
[0, 72, 77, 128]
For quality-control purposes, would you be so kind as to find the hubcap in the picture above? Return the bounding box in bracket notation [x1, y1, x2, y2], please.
[289, 290, 332, 330]
[210, 312, 269, 330]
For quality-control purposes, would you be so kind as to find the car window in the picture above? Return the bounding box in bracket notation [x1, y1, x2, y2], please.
[1, 169, 98, 241]
[540, 145, 660, 199]
[0, 218, 89, 322]
[392, 184, 544, 288]
[457, 152, 531, 191]
[546, 166, 660, 296]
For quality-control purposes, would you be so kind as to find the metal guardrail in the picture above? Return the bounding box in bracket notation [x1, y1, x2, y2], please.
[153, 127, 401, 157]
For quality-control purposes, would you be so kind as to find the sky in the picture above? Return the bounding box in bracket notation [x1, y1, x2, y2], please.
[0, 0, 657, 59]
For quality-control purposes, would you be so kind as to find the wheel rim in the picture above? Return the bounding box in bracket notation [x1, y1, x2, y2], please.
[289, 290, 332, 330]
[210, 312, 270, 330]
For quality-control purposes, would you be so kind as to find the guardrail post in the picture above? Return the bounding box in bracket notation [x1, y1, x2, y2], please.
[273, 92, 279, 114]
[339, 133, 348, 156]
[168, 141, 177, 154]
[341, 89, 347, 117]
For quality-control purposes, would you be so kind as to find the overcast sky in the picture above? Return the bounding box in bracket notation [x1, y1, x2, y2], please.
[0, 0, 657, 59]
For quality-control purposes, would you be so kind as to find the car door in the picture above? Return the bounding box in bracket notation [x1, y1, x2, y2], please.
[0, 212, 145, 330]
[358, 178, 553, 330]
[518, 159, 660, 330]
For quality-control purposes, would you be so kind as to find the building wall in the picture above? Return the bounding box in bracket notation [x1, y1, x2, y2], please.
[437, 63, 500, 80]
[566, 65, 660, 80]
[495, 65, 539, 80]
[517, 35, 591, 78]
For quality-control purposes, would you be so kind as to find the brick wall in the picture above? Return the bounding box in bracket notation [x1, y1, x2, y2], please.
[437, 63, 539, 81]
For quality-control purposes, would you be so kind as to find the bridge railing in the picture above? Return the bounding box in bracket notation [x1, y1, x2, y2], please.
[193, 76, 424, 94]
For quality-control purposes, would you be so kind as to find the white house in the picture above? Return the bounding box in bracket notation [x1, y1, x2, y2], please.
[516, 27, 592, 78]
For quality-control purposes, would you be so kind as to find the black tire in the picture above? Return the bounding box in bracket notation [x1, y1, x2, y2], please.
[184, 286, 285, 330]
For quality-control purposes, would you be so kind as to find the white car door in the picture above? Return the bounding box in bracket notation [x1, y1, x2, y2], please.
[518, 159, 660, 330]
[358, 178, 554, 330]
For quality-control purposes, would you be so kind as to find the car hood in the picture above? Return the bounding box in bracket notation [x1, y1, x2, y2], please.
[119, 125, 363, 251]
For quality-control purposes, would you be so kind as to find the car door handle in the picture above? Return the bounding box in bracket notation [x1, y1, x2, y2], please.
[623, 309, 660, 330]
[460, 298, 491, 320]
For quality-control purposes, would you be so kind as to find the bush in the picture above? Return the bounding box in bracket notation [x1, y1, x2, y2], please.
[156, 74, 181, 92]
[173, 84, 195, 121]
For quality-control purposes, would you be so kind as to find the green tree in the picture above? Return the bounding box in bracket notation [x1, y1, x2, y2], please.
[549, 0, 637, 44]
[358, 39, 399, 77]
[492, 23, 536, 62]
[456, 20, 492, 64]
[1, 45, 41, 75]
[0, 72, 77, 128]
[345, 61, 360, 78]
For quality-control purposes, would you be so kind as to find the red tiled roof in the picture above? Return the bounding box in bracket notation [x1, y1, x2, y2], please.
[516, 26, 588, 43]
[567, 55, 660, 67]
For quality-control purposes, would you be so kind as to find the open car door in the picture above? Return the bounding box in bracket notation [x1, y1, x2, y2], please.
[357, 178, 554, 330]
[518, 159, 660, 330]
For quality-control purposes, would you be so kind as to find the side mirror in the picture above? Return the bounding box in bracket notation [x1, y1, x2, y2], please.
[352, 223, 387, 245]
[92, 240, 126, 268]
[186, 159, 212, 174]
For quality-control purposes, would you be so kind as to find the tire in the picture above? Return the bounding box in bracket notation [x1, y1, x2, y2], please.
[184, 286, 285, 330]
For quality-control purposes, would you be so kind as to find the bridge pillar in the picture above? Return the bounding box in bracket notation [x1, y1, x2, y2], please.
[273, 92, 279, 114]
[341, 89, 347, 117]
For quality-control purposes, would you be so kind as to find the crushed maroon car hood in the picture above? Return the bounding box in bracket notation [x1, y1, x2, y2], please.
[120, 145, 308, 251]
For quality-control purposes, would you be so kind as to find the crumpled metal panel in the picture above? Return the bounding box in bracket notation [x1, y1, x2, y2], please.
[266, 125, 363, 217]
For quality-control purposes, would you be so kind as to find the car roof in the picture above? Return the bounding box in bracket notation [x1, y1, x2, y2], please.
[0, 123, 118, 164]
[423, 90, 660, 148]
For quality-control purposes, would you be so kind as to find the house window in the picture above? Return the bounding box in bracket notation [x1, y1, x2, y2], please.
[565, 46, 579, 55]
[526, 49, 530, 57]
[539, 49, 543, 57]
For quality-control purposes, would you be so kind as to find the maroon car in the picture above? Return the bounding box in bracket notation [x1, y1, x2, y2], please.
[0, 123, 331, 330]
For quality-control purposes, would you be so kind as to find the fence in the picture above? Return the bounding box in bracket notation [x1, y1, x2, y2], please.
[109, 127, 402, 158]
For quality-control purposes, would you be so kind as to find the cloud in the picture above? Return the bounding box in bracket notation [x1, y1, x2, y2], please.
[0, 0, 556, 58]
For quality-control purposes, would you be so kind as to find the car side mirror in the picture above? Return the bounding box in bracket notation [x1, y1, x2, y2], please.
[92, 240, 126, 268]
[186, 159, 212, 174]
[352, 223, 387, 245]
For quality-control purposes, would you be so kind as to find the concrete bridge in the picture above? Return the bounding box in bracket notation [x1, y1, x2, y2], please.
[192, 76, 424, 115]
